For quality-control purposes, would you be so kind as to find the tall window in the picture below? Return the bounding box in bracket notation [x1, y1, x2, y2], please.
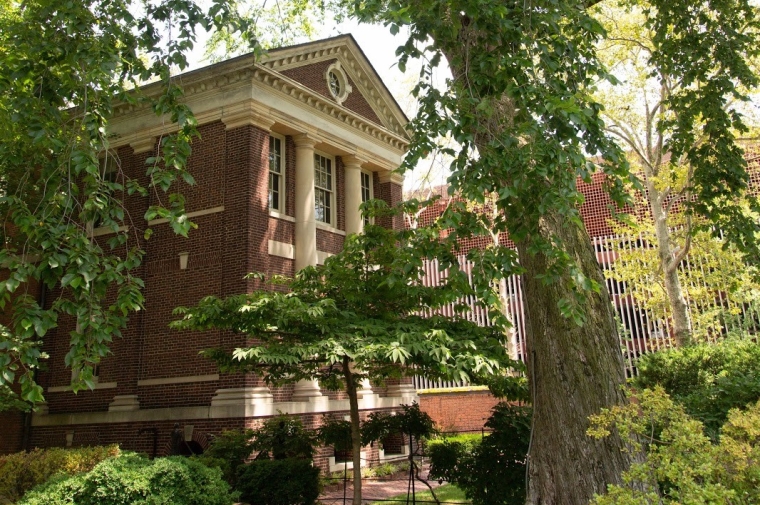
[268, 136, 283, 211]
[361, 171, 372, 225]
[314, 153, 333, 224]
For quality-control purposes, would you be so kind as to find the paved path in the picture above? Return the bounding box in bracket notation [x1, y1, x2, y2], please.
[320, 464, 442, 505]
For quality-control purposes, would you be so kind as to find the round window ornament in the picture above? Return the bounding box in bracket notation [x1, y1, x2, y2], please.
[325, 62, 352, 105]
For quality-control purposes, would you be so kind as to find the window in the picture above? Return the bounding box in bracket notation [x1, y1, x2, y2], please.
[324, 62, 352, 105]
[314, 153, 333, 225]
[361, 171, 373, 225]
[268, 135, 284, 211]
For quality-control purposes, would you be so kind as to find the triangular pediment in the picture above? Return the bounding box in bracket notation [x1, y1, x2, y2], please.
[261, 35, 409, 139]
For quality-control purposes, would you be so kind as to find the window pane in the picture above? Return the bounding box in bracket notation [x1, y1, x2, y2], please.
[268, 136, 283, 210]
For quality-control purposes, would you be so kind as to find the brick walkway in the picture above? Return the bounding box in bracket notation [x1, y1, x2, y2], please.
[319, 464, 442, 505]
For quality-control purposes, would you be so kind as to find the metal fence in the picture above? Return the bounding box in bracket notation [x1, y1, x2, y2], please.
[416, 232, 759, 384]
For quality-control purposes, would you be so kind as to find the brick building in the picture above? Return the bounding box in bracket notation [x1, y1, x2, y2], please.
[3, 35, 417, 468]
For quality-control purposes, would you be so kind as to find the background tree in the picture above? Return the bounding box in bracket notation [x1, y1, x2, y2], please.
[171, 212, 518, 505]
[349, 0, 760, 502]
[593, 0, 760, 346]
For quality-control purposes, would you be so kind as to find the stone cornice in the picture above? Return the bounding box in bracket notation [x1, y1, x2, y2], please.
[261, 36, 409, 138]
[109, 63, 409, 156]
[378, 171, 405, 185]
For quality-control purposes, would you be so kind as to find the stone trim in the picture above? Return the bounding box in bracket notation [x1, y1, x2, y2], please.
[316, 250, 333, 265]
[147, 206, 224, 226]
[269, 210, 295, 222]
[315, 222, 346, 235]
[137, 374, 220, 387]
[91, 225, 129, 237]
[261, 36, 408, 137]
[377, 171, 405, 185]
[31, 393, 418, 427]
[268, 240, 295, 260]
[47, 382, 117, 393]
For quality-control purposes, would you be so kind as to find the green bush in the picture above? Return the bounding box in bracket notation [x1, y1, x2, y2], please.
[237, 458, 320, 505]
[589, 387, 760, 504]
[0, 445, 119, 504]
[19, 452, 236, 505]
[195, 428, 256, 486]
[428, 403, 531, 505]
[634, 337, 760, 438]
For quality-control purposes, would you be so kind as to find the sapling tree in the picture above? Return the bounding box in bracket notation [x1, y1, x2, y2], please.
[171, 207, 518, 505]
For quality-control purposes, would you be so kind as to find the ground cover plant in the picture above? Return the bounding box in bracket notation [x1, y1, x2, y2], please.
[371, 484, 470, 505]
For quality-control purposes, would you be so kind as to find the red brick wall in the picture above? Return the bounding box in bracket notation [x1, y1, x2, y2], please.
[418, 391, 499, 433]
[281, 60, 383, 126]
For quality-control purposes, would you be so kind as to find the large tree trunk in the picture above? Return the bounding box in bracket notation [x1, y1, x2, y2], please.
[518, 211, 633, 505]
[430, 7, 637, 503]
[343, 357, 363, 505]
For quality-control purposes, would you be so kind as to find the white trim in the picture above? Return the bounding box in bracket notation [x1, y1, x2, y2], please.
[91, 225, 129, 237]
[31, 393, 417, 426]
[137, 374, 219, 387]
[377, 171, 404, 185]
[268, 240, 295, 260]
[317, 250, 333, 265]
[325, 61, 353, 105]
[147, 206, 224, 225]
[268, 133, 286, 213]
[315, 222, 346, 235]
[48, 382, 117, 393]
[269, 210, 295, 222]
[329, 451, 367, 473]
[314, 151, 336, 227]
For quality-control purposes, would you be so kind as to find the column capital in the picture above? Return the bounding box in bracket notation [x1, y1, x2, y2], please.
[377, 170, 405, 185]
[342, 154, 368, 170]
[221, 101, 275, 131]
[293, 133, 318, 149]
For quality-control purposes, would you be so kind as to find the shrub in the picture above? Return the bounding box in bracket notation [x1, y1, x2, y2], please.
[251, 415, 318, 460]
[428, 402, 531, 505]
[18, 452, 236, 505]
[196, 428, 256, 486]
[634, 337, 760, 438]
[588, 387, 760, 504]
[237, 458, 320, 505]
[0, 445, 119, 504]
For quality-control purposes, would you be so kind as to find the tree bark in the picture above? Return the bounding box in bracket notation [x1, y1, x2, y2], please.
[647, 180, 693, 346]
[518, 211, 633, 505]
[343, 357, 363, 505]
[438, 27, 635, 505]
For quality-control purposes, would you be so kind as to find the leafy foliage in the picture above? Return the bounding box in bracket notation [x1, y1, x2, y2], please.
[0, 445, 119, 504]
[195, 429, 256, 487]
[588, 387, 760, 504]
[237, 458, 321, 505]
[0, 0, 257, 405]
[361, 402, 437, 447]
[18, 452, 235, 505]
[250, 414, 318, 461]
[633, 338, 760, 439]
[172, 218, 517, 392]
[428, 403, 531, 505]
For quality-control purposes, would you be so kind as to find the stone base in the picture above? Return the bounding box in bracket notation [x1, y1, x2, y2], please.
[210, 387, 273, 407]
[108, 395, 140, 412]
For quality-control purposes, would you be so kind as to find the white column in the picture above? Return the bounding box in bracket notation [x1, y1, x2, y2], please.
[292, 379, 323, 400]
[343, 155, 366, 235]
[294, 135, 318, 270]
